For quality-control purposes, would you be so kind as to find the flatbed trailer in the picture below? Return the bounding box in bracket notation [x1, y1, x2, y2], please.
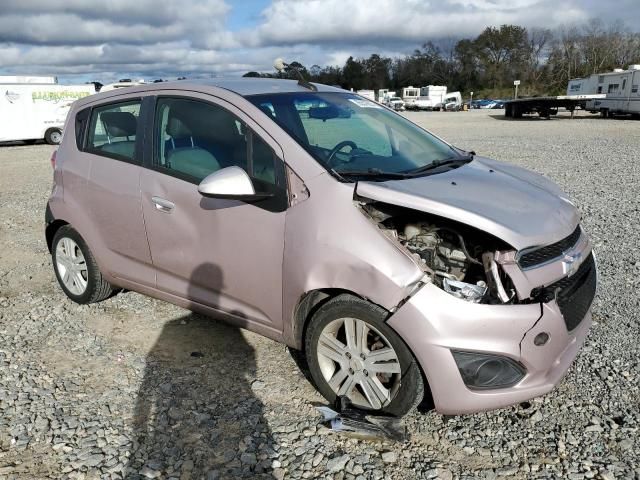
[504, 94, 606, 119]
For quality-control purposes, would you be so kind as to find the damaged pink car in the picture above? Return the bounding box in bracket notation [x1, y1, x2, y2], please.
[46, 79, 597, 416]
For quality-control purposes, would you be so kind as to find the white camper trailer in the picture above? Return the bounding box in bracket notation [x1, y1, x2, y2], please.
[420, 85, 447, 104]
[568, 66, 640, 116]
[566, 76, 598, 96]
[100, 79, 146, 92]
[586, 66, 640, 116]
[356, 89, 376, 101]
[402, 86, 420, 109]
[0, 78, 95, 144]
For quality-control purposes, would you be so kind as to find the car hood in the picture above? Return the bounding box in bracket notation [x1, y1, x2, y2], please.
[356, 157, 579, 250]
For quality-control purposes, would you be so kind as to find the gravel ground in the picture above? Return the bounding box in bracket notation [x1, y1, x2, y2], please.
[0, 109, 639, 480]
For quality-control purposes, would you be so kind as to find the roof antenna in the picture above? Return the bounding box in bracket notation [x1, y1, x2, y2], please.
[273, 58, 317, 91]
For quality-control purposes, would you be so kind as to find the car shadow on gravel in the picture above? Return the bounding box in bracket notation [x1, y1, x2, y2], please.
[126, 264, 276, 479]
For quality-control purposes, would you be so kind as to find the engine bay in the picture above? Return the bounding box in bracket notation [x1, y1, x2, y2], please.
[359, 200, 517, 304]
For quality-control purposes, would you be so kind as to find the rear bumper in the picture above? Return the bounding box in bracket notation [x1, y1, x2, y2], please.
[387, 283, 591, 415]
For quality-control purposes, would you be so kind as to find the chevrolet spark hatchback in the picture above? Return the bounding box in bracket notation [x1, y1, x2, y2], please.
[46, 79, 596, 416]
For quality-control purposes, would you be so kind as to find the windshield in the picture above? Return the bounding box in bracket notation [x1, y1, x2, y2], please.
[246, 92, 459, 180]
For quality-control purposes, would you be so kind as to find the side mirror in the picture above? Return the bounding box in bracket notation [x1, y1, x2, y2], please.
[198, 166, 273, 201]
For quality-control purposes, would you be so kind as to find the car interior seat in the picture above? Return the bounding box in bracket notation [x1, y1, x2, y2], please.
[99, 112, 138, 158]
[165, 115, 221, 180]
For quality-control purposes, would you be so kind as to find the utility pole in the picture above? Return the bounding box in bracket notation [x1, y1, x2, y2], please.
[470, 91, 474, 110]
[514, 80, 520, 99]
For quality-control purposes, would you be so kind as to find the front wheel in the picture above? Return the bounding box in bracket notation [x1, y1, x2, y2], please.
[305, 295, 424, 416]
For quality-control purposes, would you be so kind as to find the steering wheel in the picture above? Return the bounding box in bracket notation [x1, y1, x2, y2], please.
[326, 140, 357, 166]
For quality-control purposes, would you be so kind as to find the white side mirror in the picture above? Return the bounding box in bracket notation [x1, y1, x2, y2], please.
[198, 166, 255, 198]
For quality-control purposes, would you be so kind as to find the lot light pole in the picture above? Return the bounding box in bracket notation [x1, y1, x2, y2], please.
[470, 91, 474, 110]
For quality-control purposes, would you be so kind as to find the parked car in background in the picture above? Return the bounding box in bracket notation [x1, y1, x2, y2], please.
[439, 92, 462, 111]
[46, 78, 596, 417]
[385, 96, 405, 111]
[413, 96, 437, 110]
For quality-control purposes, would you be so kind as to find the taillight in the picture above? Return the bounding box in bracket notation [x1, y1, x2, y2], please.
[50, 149, 57, 169]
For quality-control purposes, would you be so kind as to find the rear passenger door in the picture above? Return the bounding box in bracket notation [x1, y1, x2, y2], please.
[79, 97, 155, 287]
[139, 94, 288, 334]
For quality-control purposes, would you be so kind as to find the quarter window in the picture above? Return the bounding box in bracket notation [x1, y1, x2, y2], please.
[87, 100, 141, 161]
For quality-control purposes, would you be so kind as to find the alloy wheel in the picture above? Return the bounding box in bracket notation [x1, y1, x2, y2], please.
[316, 317, 402, 410]
[55, 237, 88, 295]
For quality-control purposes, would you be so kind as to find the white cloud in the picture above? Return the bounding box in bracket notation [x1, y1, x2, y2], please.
[0, 0, 635, 82]
[248, 0, 588, 46]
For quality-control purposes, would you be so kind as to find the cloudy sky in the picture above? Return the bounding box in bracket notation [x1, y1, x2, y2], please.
[0, 0, 638, 83]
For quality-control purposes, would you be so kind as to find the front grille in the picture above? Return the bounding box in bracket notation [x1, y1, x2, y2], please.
[518, 225, 582, 269]
[543, 253, 597, 331]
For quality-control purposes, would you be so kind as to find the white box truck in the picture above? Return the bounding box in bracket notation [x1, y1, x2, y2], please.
[0, 78, 95, 144]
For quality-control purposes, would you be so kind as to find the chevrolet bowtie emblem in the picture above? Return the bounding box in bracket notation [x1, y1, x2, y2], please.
[562, 250, 582, 276]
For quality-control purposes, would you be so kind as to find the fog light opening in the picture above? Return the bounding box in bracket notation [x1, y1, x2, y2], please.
[452, 350, 526, 390]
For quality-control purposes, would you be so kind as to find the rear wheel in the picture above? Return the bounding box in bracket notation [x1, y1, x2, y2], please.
[305, 294, 424, 416]
[44, 128, 62, 145]
[52, 226, 113, 304]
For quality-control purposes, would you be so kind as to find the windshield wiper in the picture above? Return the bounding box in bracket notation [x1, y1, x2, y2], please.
[405, 154, 474, 176]
[336, 168, 411, 180]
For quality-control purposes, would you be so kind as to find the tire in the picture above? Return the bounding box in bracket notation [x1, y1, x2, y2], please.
[44, 128, 62, 145]
[304, 294, 424, 417]
[52, 226, 113, 304]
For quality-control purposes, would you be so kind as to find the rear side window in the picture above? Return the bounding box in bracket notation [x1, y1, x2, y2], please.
[86, 100, 141, 162]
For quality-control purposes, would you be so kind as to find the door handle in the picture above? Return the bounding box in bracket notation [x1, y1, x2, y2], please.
[151, 196, 175, 213]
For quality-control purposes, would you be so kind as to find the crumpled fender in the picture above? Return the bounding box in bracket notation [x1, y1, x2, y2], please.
[282, 174, 423, 347]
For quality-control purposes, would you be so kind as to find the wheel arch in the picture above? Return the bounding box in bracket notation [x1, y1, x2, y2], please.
[45, 219, 69, 253]
[292, 288, 373, 351]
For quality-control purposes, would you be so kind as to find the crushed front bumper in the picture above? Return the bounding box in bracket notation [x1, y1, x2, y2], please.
[387, 281, 592, 415]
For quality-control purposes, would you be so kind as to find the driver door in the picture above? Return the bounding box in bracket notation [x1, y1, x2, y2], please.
[139, 94, 288, 333]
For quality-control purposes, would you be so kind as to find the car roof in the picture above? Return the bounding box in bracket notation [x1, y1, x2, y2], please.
[76, 77, 348, 107]
[189, 78, 346, 95]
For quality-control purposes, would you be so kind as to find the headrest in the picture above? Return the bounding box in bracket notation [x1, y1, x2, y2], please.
[166, 116, 192, 138]
[101, 112, 138, 138]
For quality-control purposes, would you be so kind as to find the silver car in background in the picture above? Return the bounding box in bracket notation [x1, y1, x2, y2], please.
[46, 78, 596, 416]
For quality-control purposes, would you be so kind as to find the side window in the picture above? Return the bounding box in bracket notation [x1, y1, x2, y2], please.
[86, 100, 141, 161]
[155, 98, 285, 193]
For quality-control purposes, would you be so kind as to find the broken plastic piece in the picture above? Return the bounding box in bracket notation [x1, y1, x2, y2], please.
[316, 396, 407, 442]
[443, 278, 487, 302]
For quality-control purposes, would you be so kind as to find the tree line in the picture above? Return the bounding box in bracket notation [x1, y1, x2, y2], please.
[243, 19, 640, 97]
